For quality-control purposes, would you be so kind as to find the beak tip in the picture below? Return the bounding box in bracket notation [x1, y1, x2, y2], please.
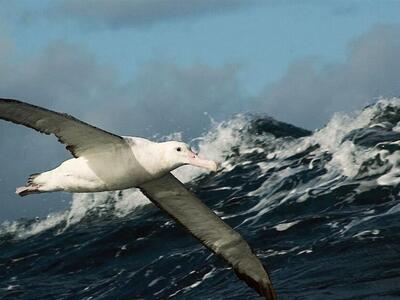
[188, 155, 219, 172]
[210, 162, 218, 172]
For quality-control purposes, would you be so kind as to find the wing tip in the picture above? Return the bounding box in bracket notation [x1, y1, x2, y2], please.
[259, 282, 277, 300]
[234, 268, 277, 300]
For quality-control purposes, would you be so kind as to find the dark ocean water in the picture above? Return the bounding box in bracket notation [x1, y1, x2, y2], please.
[2, 98, 400, 299]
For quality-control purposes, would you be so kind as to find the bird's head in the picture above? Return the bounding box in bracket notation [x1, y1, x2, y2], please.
[162, 141, 217, 172]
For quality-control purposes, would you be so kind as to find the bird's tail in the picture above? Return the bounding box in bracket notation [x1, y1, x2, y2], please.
[16, 173, 43, 197]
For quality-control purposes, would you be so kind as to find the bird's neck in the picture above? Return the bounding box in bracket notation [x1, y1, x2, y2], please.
[133, 141, 175, 177]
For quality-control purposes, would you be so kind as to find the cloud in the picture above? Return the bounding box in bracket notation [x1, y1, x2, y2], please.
[256, 24, 400, 129]
[98, 62, 243, 138]
[51, 0, 257, 29]
[2, 42, 116, 108]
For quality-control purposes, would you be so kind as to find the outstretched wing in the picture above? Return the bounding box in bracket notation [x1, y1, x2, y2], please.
[139, 173, 277, 300]
[0, 98, 125, 157]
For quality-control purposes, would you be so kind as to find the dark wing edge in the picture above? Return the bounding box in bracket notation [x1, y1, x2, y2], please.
[0, 98, 124, 157]
[139, 173, 277, 300]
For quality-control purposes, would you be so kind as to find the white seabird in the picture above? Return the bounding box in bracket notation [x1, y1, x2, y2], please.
[0, 98, 277, 299]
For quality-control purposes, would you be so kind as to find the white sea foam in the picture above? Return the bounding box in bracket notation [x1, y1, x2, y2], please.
[240, 97, 400, 226]
[377, 149, 400, 186]
[0, 212, 66, 239]
[274, 220, 301, 231]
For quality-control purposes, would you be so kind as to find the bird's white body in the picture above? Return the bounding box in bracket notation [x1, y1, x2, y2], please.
[30, 137, 196, 193]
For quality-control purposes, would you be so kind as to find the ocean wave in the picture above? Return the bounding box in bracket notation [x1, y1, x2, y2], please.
[2, 97, 400, 299]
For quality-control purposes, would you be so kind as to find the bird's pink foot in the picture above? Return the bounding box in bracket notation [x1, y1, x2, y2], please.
[16, 184, 42, 197]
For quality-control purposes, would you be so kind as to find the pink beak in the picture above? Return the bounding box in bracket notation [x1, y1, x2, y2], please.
[187, 151, 218, 172]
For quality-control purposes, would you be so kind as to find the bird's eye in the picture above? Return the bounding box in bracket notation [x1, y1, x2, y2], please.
[176, 147, 182, 152]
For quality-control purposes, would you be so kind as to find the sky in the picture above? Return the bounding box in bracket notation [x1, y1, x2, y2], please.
[0, 0, 400, 221]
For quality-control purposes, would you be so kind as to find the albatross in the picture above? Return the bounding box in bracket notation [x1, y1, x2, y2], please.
[0, 98, 277, 299]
